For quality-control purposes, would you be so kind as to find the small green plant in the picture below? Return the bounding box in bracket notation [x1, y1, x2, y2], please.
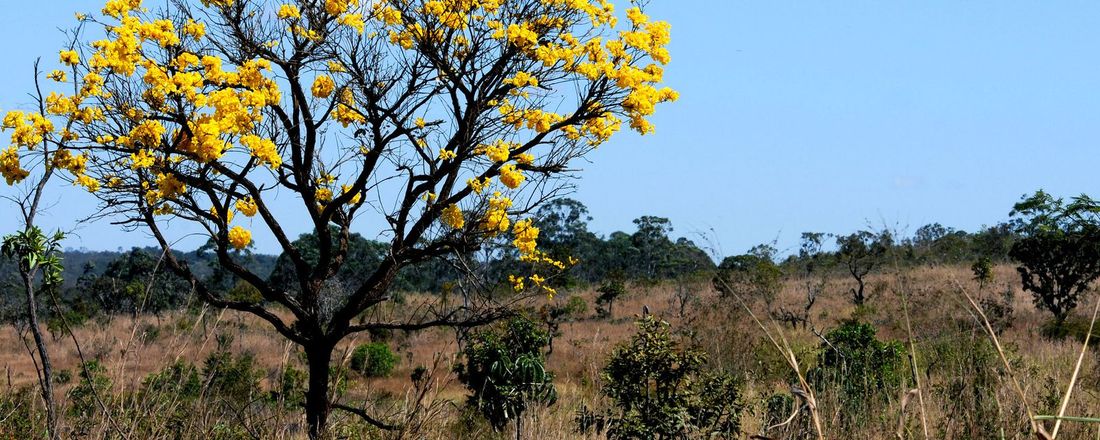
[456, 316, 556, 432]
[202, 337, 263, 408]
[971, 256, 994, 290]
[809, 320, 905, 426]
[142, 361, 202, 400]
[68, 360, 111, 424]
[596, 277, 626, 318]
[600, 316, 743, 439]
[275, 366, 307, 407]
[350, 342, 398, 378]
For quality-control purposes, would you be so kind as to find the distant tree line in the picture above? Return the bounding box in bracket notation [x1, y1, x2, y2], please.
[0, 197, 1033, 328]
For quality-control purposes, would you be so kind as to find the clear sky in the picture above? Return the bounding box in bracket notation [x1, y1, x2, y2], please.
[1, 1, 1098, 256]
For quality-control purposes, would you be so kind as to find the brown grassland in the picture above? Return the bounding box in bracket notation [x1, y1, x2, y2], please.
[2, 263, 1100, 439]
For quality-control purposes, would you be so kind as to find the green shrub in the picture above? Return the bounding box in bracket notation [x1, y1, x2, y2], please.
[142, 361, 202, 400]
[68, 360, 111, 424]
[203, 349, 263, 406]
[809, 320, 905, 426]
[350, 342, 398, 377]
[274, 366, 307, 407]
[600, 316, 743, 439]
[456, 316, 556, 431]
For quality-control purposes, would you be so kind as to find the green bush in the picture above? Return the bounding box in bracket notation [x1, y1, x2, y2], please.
[599, 316, 743, 439]
[809, 320, 905, 425]
[456, 316, 556, 431]
[68, 360, 111, 425]
[203, 349, 263, 406]
[142, 361, 202, 400]
[350, 342, 398, 377]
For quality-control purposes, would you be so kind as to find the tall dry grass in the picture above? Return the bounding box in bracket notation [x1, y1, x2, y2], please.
[1, 264, 1100, 438]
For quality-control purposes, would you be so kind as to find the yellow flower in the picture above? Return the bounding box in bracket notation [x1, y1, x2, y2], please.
[508, 275, 525, 292]
[227, 226, 252, 250]
[441, 204, 464, 229]
[236, 197, 258, 217]
[467, 177, 491, 194]
[240, 135, 282, 169]
[210, 206, 235, 223]
[130, 150, 155, 169]
[340, 184, 361, 204]
[503, 71, 539, 88]
[339, 13, 366, 34]
[74, 175, 100, 192]
[312, 75, 336, 98]
[0, 147, 29, 185]
[183, 20, 206, 41]
[512, 219, 539, 255]
[277, 4, 301, 19]
[155, 173, 186, 199]
[438, 149, 456, 160]
[59, 50, 80, 66]
[483, 192, 512, 233]
[47, 70, 67, 82]
[325, 0, 356, 15]
[499, 164, 525, 189]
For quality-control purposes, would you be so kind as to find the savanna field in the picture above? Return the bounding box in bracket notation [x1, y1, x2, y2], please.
[5, 259, 1100, 439]
[1, 0, 1099, 439]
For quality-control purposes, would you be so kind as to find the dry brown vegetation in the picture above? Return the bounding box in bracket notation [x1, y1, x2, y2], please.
[3, 263, 1100, 438]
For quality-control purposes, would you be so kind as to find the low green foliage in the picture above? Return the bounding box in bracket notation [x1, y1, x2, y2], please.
[600, 316, 743, 439]
[350, 342, 398, 378]
[809, 320, 905, 425]
[456, 316, 556, 431]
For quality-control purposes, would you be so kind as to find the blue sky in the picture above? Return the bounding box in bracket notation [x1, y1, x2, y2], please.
[1, 1, 1098, 256]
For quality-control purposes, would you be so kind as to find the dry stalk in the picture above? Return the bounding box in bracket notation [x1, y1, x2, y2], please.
[953, 278, 1051, 440]
[716, 277, 825, 440]
[1050, 294, 1100, 438]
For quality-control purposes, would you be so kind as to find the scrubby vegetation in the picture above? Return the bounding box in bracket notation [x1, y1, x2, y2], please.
[2, 193, 1100, 439]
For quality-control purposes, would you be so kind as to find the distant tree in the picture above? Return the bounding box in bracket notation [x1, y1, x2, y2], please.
[971, 222, 1019, 261]
[596, 275, 627, 319]
[533, 198, 601, 285]
[538, 295, 587, 354]
[713, 244, 782, 310]
[1008, 191, 1100, 325]
[92, 248, 192, 318]
[836, 231, 890, 306]
[971, 257, 993, 290]
[631, 216, 676, 280]
[773, 233, 830, 329]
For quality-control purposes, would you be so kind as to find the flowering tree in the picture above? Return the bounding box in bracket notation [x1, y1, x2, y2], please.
[1, 0, 675, 436]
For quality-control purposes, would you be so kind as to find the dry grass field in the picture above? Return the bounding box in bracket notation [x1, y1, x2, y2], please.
[2, 263, 1100, 439]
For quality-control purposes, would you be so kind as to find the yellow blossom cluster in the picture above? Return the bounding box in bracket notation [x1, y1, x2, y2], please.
[441, 204, 465, 229]
[228, 226, 252, 250]
[236, 197, 258, 217]
[0, 147, 28, 185]
[512, 219, 538, 255]
[466, 176, 491, 194]
[312, 75, 336, 98]
[498, 164, 525, 189]
[277, 4, 301, 20]
[482, 192, 512, 234]
[475, 139, 515, 163]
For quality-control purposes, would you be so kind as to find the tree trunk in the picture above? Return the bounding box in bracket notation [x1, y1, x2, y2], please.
[853, 277, 866, 306]
[22, 273, 58, 440]
[305, 342, 334, 440]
